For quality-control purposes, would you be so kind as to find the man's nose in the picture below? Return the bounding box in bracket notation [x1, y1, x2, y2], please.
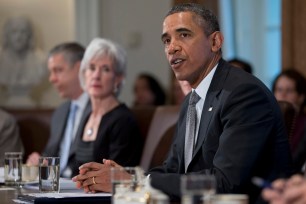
[167, 41, 181, 55]
[49, 73, 56, 83]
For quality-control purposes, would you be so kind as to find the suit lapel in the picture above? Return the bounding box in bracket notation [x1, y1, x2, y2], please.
[69, 100, 91, 157]
[55, 102, 70, 152]
[193, 59, 229, 157]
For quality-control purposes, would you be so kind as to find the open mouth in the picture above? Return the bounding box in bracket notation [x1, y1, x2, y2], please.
[170, 58, 184, 67]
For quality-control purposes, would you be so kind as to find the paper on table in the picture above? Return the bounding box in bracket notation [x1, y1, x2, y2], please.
[60, 178, 77, 190]
[0, 167, 4, 183]
[27, 192, 111, 198]
[23, 178, 79, 190]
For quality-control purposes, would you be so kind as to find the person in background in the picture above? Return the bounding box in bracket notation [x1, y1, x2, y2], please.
[0, 109, 23, 166]
[170, 74, 191, 105]
[70, 38, 143, 176]
[262, 174, 306, 204]
[26, 42, 90, 178]
[133, 73, 166, 106]
[72, 4, 291, 203]
[272, 69, 306, 173]
[228, 58, 253, 74]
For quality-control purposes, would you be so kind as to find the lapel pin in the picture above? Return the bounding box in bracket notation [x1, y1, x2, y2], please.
[208, 107, 213, 111]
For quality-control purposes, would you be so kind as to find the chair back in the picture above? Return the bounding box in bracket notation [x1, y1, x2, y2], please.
[4, 108, 53, 162]
[277, 100, 297, 141]
[140, 105, 180, 171]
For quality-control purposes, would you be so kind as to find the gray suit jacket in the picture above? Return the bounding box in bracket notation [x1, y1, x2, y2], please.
[0, 109, 23, 166]
[43, 100, 91, 166]
[149, 59, 292, 203]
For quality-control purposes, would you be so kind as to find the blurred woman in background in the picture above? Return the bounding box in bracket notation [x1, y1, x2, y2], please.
[72, 38, 143, 175]
[272, 69, 306, 172]
[133, 73, 166, 106]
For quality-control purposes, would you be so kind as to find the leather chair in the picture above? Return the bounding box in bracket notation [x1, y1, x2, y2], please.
[140, 105, 180, 171]
[4, 108, 53, 162]
[131, 106, 156, 142]
[277, 100, 297, 141]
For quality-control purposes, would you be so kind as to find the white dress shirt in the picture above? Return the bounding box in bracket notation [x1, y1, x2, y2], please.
[193, 65, 217, 143]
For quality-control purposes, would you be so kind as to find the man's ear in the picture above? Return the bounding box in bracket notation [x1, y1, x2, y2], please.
[211, 31, 223, 52]
[115, 74, 124, 88]
[74, 61, 81, 70]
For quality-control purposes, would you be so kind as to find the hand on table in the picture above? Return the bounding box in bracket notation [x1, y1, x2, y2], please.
[72, 159, 121, 193]
[262, 174, 306, 204]
[26, 152, 40, 165]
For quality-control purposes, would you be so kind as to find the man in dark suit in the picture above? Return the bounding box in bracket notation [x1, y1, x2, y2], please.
[72, 3, 292, 203]
[27, 42, 90, 178]
[148, 3, 292, 203]
[0, 109, 23, 166]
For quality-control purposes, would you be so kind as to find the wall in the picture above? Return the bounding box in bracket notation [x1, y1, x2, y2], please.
[0, 0, 75, 107]
[0, 0, 172, 108]
[98, 1, 172, 106]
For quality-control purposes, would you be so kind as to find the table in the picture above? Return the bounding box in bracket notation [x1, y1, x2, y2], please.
[0, 186, 36, 204]
[0, 186, 111, 204]
[0, 185, 180, 204]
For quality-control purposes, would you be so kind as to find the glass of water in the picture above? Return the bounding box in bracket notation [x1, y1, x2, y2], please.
[4, 152, 23, 186]
[39, 157, 60, 193]
[181, 174, 216, 204]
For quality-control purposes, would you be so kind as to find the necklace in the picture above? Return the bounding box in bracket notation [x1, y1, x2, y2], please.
[86, 128, 94, 137]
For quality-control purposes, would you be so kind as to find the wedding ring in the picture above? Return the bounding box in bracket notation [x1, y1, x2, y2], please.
[92, 176, 97, 185]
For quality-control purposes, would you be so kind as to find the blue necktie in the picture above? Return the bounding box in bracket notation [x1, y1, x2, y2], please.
[184, 91, 201, 172]
[60, 103, 78, 173]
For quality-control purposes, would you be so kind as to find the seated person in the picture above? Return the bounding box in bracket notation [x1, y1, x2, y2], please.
[262, 174, 306, 204]
[26, 42, 89, 178]
[272, 69, 306, 172]
[228, 58, 253, 74]
[169, 74, 191, 105]
[71, 38, 143, 175]
[133, 73, 166, 106]
[72, 4, 291, 203]
[0, 109, 23, 166]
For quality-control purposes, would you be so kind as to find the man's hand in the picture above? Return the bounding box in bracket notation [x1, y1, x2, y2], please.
[26, 152, 40, 165]
[72, 159, 122, 193]
[262, 175, 306, 204]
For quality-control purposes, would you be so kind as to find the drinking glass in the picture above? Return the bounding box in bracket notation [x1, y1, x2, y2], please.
[4, 152, 23, 186]
[111, 167, 138, 194]
[22, 164, 39, 182]
[39, 157, 60, 192]
[211, 194, 248, 204]
[111, 167, 140, 204]
[181, 174, 216, 204]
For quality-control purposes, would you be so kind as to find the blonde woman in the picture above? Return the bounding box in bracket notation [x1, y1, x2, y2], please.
[71, 38, 143, 176]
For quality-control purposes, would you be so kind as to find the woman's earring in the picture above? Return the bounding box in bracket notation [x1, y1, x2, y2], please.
[113, 85, 118, 94]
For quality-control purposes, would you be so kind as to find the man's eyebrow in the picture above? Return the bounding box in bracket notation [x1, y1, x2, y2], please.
[161, 27, 193, 40]
[176, 27, 192, 33]
[161, 32, 168, 40]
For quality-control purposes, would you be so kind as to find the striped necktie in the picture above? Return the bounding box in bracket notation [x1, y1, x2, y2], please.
[184, 91, 201, 172]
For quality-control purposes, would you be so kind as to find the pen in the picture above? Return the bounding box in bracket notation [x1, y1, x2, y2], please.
[252, 177, 272, 189]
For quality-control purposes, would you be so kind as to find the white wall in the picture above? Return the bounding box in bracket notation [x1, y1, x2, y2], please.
[0, 0, 76, 107]
[0, 0, 75, 54]
[100, 1, 172, 106]
[0, 0, 172, 107]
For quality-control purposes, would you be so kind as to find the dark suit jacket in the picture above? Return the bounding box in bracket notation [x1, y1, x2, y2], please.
[149, 59, 292, 203]
[43, 100, 91, 171]
[72, 104, 143, 175]
[0, 109, 23, 166]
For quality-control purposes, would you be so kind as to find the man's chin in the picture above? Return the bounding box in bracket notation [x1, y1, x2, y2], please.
[58, 92, 67, 99]
[174, 73, 186, 81]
